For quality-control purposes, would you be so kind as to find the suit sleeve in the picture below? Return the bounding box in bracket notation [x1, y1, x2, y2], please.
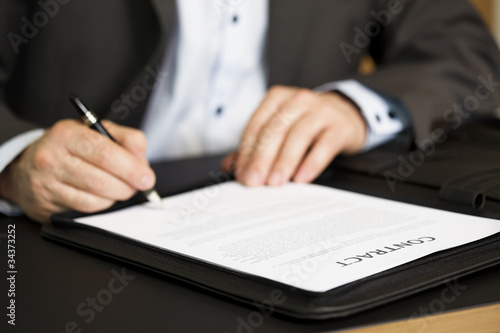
[354, 0, 500, 143]
[0, 0, 39, 145]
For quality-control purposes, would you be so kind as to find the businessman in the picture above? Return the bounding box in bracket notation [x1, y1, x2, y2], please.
[1, 0, 500, 222]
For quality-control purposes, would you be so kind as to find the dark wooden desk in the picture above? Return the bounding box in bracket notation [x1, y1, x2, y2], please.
[1, 155, 500, 333]
[346, 303, 500, 333]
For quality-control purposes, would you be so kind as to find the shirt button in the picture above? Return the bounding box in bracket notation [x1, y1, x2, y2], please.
[216, 106, 223, 116]
[233, 15, 238, 23]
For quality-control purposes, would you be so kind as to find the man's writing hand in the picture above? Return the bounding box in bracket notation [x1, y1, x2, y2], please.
[0, 120, 155, 223]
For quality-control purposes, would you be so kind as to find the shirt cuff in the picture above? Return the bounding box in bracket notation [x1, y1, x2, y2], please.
[315, 79, 405, 151]
[0, 128, 44, 216]
[0, 200, 23, 216]
[0, 128, 44, 173]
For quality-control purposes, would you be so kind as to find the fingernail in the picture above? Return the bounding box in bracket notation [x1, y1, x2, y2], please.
[244, 170, 262, 187]
[268, 171, 283, 186]
[141, 173, 155, 188]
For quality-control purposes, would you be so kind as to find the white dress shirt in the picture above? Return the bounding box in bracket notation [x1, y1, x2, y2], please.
[141, 0, 268, 161]
[0, 0, 405, 215]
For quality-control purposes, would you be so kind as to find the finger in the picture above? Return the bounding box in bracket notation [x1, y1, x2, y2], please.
[56, 155, 137, 201]
[239, 90, 316, 186]
[236, 86, 296, 175]
[267, 108, 332, 186]
[101, 120, 149, 161]
[49, 180, 116, 213]
[293, 128, 343, 183]
[220, 152, 238, 172]
[66, 126, 155, 191]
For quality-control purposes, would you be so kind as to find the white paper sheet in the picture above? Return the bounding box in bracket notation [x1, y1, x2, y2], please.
[75, 182, 500, 292]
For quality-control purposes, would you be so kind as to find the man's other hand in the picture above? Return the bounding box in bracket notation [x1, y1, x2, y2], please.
[223, 86, 366, 186]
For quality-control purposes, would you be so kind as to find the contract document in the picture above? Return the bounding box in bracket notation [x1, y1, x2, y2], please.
[75, 182, 500, 292]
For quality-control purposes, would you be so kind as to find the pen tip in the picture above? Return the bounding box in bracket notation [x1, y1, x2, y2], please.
[146, 190, 164, 209]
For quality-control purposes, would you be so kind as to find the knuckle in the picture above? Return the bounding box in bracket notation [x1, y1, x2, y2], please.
[256, 126, 278, 148]
[28, 176, 44, 195]
[318, 103, 335, 115]
[74, 139, 95, 158]
[267, 113, 287, 133]
[269, 85, 287, 95]
[50, 120, 76, 139]
[244, 124, 261, 139]
[94, 144, 113, 166]
[293, 89, 315, 103]
[88, 175, 108, 194]
[32, 148, 53, 170]
[316, 106, 338, 125]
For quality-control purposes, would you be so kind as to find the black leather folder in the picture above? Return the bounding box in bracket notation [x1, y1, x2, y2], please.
[41, 121, 500, 320]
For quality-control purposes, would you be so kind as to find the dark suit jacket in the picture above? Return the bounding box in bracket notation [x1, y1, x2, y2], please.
[1, 0, 500, 146]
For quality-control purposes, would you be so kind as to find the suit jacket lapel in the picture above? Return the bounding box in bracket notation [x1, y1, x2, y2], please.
[150, 0, 177, 33]
[268, 0, 315, 87]
[106, 0, 176, 128]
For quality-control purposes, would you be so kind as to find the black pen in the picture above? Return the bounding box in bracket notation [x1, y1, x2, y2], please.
[69, 93, 163, 208]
